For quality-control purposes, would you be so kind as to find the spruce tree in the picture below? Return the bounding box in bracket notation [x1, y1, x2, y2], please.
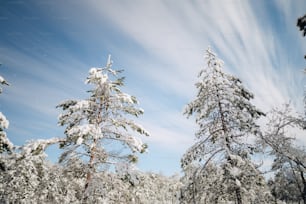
[181, 48, 271, 204]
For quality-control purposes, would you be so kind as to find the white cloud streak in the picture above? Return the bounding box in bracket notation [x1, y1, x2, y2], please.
[79, 0, 306, 171]
[83, 0, 305, 112]
[2, 0, 305, 174]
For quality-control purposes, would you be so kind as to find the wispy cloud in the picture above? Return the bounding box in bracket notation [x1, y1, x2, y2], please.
[45, 0, 302, 110]
[83, 0, 305, 111]
[1, 0, 305, 174]
[0, 45, 91, 144]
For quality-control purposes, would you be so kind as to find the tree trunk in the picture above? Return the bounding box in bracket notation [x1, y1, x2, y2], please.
[299, 168, 306, 204]
[302, 181, 306, 204]
[83, 140, 97, 202]
[217, 98, 231, 151]
[83, 99, 103, 202]
[235, 188, 242, 204]
[84, 154, 94, 190]
[274, 197, 277, 204]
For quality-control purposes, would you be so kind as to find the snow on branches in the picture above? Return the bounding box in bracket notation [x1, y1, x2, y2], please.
[182, 47, 264, 169]
[180, 48, 270, 204]
[259, 104, 306, 203]
[57, 55, 149, 197]
[0, 69, 12, 153]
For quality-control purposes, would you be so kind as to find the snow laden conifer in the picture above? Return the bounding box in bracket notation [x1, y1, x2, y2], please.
[57, 55, 149, 199]
[0, 67, 13, 153]
[181, 48, 271, 204]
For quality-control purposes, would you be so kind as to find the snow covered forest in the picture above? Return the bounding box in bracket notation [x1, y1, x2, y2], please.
[0, 13, 306, 204]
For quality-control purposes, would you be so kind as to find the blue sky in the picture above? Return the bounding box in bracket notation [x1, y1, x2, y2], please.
[0, 0, 305, 176]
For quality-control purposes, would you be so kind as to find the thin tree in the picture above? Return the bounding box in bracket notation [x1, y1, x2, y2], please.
[57, 55, 149, 200]
[260, 104, 306, 204]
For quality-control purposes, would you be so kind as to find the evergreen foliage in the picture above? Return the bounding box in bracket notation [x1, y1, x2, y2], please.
[181, 48, 271, 204]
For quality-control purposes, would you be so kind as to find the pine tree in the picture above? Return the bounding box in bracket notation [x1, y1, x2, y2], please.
[57, 55, 149, 200]
[0, 66, 12, 154]
[181, 48, 270, 204]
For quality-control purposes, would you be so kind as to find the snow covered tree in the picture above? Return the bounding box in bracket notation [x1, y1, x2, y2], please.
[0, 153, 45, 203]
[57, 55, 149, 200]
[0, 138, 64, 203]
[0, 67, 12, 154]
[297, 14, 306, 37]
[181, 48, 271, 204]
[180, 162, 224, 203]
[0, 66, 9, 94]
[118, 169, 182, 203]
[260, 104, 306, 204]
[297, 14, 306, 74]
[268, 167, 303, 203]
